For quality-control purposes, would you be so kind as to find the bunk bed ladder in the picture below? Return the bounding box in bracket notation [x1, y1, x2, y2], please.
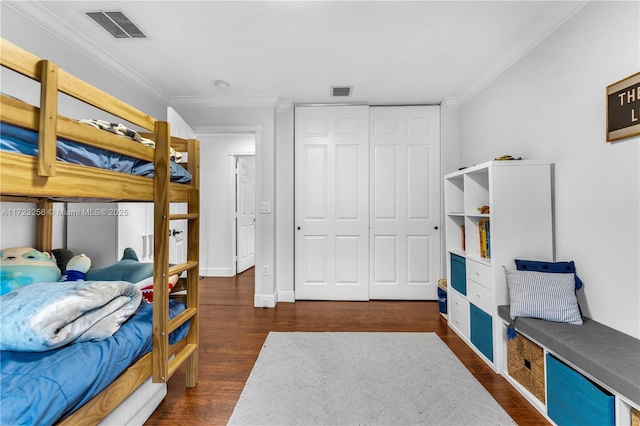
[152, 123, 200, 386]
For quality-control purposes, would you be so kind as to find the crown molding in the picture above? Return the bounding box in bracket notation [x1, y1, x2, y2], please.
[442, 97, 459, 109]
[456, 1, 588, 106]
[193, 125, 262, 135]
[276, 100, 293, 113]
[5, 1, 170, 105]
[169, 94, 281, 109]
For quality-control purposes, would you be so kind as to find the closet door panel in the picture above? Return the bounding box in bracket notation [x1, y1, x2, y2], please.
[335, 145, 360, 220]
[295, 106, 369, 300]
[302, 236, 327, 285]
[372, 234, 399, 286]
[370, 106, 441, 300]
[302, 146, 327, 220]
[372, 145, 398, 221]
[335, 235, 360, 285]
[407, 235, 431, 284]
[407, 144, 431, 220]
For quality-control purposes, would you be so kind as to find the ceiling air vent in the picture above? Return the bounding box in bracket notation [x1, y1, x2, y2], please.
[86, 11, 147, 39]
[331, 86, 353, 97]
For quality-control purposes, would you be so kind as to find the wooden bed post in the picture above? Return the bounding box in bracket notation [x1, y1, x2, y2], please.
[38, 60, 58, 177]
[186, 138, 200, 388]
[152, 120, 171, 383]
[35, 198, 53, 253]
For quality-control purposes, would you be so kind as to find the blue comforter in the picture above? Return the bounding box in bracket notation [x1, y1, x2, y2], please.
[0, 122, 192, 183]
[1, 280, 142, 352]
[0, 301, 189, 425]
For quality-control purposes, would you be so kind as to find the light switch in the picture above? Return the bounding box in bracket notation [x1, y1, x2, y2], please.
[260, 202, 271, 214]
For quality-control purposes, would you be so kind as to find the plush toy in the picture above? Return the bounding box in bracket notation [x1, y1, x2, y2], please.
[86, 248, 153, 283]
[60, 254, 91, 282]
[0, 247, 61, 295]
[494, 155, 522, 161]
[86, 248, 178, 303]
[477, 205, 490, 214]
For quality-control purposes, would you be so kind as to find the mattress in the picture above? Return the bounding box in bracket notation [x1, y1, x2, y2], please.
[0, 300, 190, 426]
[0, 122, 192, 184]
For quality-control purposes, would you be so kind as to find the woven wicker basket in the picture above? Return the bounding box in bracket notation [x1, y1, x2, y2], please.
[437, 278, 447, 291]
[632, 407, 640, 426]
[507, 332, 545, 403]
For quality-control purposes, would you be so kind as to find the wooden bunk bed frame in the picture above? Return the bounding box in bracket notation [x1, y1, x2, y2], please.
[0, 38, 200, 424]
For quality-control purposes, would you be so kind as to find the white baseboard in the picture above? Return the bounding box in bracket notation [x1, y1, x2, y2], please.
[199, 267, 234, 277]
[254, 292, 277, 308]
[277, 290, 295, 303]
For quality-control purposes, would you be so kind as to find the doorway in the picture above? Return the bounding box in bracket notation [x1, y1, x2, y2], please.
[233, 155, 256, 274]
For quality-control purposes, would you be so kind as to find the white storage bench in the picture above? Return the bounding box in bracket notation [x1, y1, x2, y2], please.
[497, 305, 640, 425]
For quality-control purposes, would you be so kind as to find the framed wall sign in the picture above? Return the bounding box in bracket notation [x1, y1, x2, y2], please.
[606, 71, 640, 142]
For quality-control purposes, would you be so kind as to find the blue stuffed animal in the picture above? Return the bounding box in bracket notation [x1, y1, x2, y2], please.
[0, 247, 61, 295]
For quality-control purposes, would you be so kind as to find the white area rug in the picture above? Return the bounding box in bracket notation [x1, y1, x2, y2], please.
[228, 332, 515, 425]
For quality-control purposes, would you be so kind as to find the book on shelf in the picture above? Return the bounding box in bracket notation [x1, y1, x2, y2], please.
[477, 219, 491, 259]
[461, 225, 466, 251]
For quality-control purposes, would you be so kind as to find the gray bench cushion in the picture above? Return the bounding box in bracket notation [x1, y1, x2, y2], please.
[498, 305, 640, 406]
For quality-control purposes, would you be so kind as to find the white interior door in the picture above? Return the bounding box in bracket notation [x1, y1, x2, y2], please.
[295, 106, 370, 300]
[369, 106, 441, 300]
[236, 156, 256, 273]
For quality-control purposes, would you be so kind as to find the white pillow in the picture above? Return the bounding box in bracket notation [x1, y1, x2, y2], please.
[504, 267, 583, 325]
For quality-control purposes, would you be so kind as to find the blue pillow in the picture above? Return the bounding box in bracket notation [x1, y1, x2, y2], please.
[505, 267, 583, 325]
[515, 259, 583, 290]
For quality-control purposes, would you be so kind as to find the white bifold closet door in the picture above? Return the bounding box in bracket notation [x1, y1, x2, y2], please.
[295, 106, 370, 300]
[295, 105, 440, 301]
[369, 106, 441, 300]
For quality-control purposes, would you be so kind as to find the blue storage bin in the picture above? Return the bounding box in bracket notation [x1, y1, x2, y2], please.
[437, 287, 447, 314]
[547, 354, 615, 426]
[450, 253, 466, 295]
[470, 303, 493, 362]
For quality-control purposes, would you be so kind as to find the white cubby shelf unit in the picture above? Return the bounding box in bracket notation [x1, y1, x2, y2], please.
[444, 160, 554, 373]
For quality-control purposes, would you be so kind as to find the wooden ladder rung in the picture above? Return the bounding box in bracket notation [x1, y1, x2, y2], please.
[167, 343, 198, 379]
[169, 260, 198, 277]
[168, 307, 197, 334]
[169, 213, 198, 221]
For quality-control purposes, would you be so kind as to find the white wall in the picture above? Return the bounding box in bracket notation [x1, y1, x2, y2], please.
[275, 107, 295, 302]
[440, 101, 461, 277]
[198, 133, 255, 276]
[180, 105, 277, 305]
[458, 1, 640, 338]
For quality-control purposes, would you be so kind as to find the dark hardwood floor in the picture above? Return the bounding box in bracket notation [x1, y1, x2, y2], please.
[147, 268, 548, 425]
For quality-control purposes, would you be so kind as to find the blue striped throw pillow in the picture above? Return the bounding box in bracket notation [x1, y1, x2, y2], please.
[504, 267, 583, 325]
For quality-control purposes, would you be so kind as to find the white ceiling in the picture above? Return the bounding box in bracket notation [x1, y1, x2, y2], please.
[5, 1, 587, 110]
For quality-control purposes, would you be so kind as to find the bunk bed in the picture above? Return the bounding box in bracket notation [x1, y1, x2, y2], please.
[0, 38, 200, 425]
